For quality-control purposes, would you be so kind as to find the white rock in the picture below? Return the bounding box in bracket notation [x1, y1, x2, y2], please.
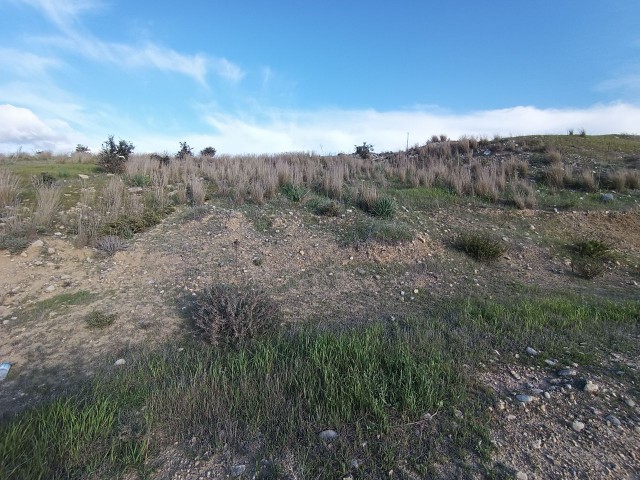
[583, 381, 599, 393]
[32, 239, 44, 247]
[47, 248, 56, 254]
[525, 347, 538, 356]
[572, 420, 585, 432]
[516, 471, 528, 480]
[44, 285, 55, 293]
[625, 398, 636, 408]
[78, 174, 90, 180]
[319, 429, 338, 442]
[114, 358, 126, 366]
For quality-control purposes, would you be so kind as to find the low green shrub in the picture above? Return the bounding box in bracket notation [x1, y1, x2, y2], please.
[313, 199, 342, 217]
[456, 233, 507, 262]
[85, 310, 117, 328]
[282, 183, 308, 202]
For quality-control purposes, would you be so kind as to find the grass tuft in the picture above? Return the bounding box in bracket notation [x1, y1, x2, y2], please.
[456, 233, 507, 262]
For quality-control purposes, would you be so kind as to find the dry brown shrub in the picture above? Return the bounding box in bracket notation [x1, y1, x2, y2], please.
[509, 180, 537, 209]
[0, 169, 21, 207]
[33, 181, 62, 227]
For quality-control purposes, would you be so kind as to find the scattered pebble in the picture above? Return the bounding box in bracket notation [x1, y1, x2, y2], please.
[44, 285, 55, 293]
[558, 368, 577, 377]
[516, 471, 528, 480]
[583, 381, 599, 393]
[525, 347, 538, 356]
[605, 415, 621, 427]
[572, 420, 585, 432]
[625, 398, 636, 408]
[230, 464, 246, 477]
[319, 429, 338, 442]
[516, 394, 534, 404]
[114, 358, 126, 366]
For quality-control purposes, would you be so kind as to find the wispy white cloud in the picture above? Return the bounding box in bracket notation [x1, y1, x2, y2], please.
[13, 0, 244, 85]
[0, 47, 62, 77]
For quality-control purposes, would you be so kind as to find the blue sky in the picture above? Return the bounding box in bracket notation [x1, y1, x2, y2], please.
[1, 0, 640, 154]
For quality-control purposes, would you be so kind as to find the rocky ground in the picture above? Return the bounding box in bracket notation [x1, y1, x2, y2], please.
[1, 198, 639, 478]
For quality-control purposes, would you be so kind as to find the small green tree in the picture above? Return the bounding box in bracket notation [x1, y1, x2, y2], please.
[176, 142, 194, 160]
[355, 142, 373, 159]
[200, 146, 216, 157]
[75, 144, 90, 153]
[98, 135, 134, 174]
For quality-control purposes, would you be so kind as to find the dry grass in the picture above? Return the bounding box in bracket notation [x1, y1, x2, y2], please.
[546, 148, 562, 164]
[509, 180, 537, 209]
[33, 182, 62, 227]
[0, 169, 21, 207]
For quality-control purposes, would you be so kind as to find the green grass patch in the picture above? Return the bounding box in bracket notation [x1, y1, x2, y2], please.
[84, 310, 117, 329]
[6, 162, 99, 179]
[32, 290, 94, 312]
[452, 295, 640, 364]
[387, 186, 459, 210]
[0, 322, 489, 478]
[342, 219, 414, 245]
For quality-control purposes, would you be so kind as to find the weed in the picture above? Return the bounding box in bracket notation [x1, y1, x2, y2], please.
[370, 196, 397, 218]
[0, 233, 31, 254]
[85, 310, 117, 328]
[456, 233, 507, 262]
[346, 219, 413, 245]
[0, 169, 21, 206]
[281, 183, 308, 202]
[193, 283, 281, 347]
[508, 180, 537, 209]
[313, 198, 342, 216]
[568, 239, 612, 279]
[33, 181, 62, 228]
[127, 174, 151, 187]
[95, 235, 129, 255]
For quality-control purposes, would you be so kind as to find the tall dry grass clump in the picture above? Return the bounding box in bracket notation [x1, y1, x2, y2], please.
[188, 176, 207, 205]
[545, 163, 569, 190]
[33, 180, 62, 227]
[509, 180, 537, 209]
[101, 177, 125, 221]
[0, 169, 21, 207]
[546, 148, 562, 164]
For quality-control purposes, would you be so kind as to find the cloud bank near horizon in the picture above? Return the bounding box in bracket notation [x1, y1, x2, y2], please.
[1, 102, 639, 155]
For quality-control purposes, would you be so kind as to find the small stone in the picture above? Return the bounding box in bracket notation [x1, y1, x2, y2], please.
[526, 347, 538, 356]
[454, 409, 464, 419]
[230, 464, 246, 477]
[78, 174, 90, 180]
[531, 439, 542, 449]
[506, 414, 517, 421]
[495, 400, 506, 411]
[32, 239, 44, 247]
[47, 248, 56, 254]
[558, 368, 577, 377]
[44, 285, 55, 293]
[625, 398, 636, 408]
[605, 415, 621, 427]
[114, 358, 126, 366]
[2, 320, 9, 325]
[544, 392, 551, 399]
[572, 420, 585, 432]
[583, 381, 599, 393]
[516, 394, 534, 404]
[319, 429, 338, 442]
[516, 471, 528, 480]
[601, 193, 614, 202]
[544, 359, 558, 366]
